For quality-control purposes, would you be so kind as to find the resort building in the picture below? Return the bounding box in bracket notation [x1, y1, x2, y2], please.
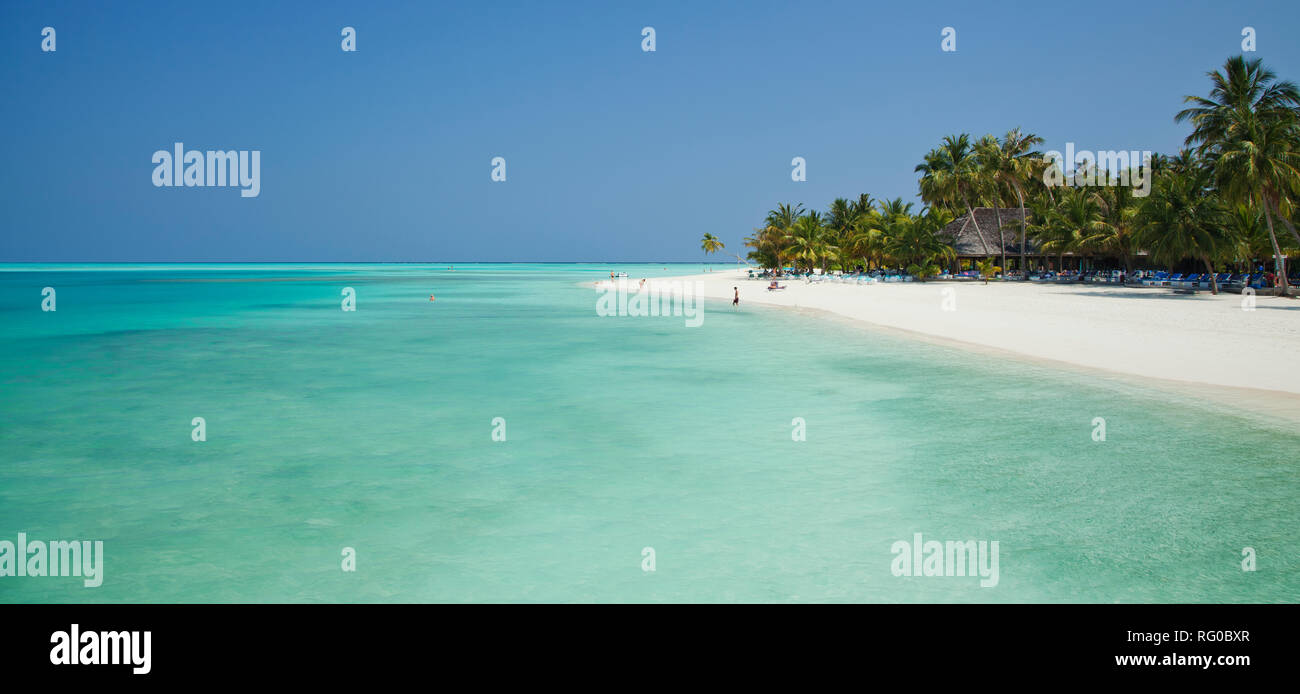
[939, 208, 1045, 272]
[938, 208, 1267, 276]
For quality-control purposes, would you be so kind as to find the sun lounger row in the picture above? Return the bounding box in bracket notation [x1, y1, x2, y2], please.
[1139, 272, 1268, 289]
[1033, 271, 1130, 283]
[809, 272, 915, 284]
[1028, 271, 1081, 282]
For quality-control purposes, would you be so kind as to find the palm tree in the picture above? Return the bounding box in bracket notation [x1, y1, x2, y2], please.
[787, 214, 825, 272]
[1055, 188, 1105, 272]
[997, 128, 1044, 274]
[1224, 203, 1265, 270]
[1167, 148, 1202, 177]
[758, 203, 805, 274]
[923, 206, 956, 232]
[917, 134, 992, 254]
[826, 198, 854, 231]
[743, 227, 782, 270]
[975, 257, 1000, 284]
[1023, 198, 1067, 271]
[1081, 185, 1141, 272]
[975, 134, 1010, 273]
[700, 233, 724, 256]
[1271, 186, 1300, 249]
[845, 219, 885, 270]
[1176, 55, 1300, 294]
[764, 203, 804, 237]
[825, 198, 858, 271]
[1136, 168, 1234, 294]
[849, 193, 876, 219]
[1026, 189, 1098, 271]
[883, 214, 956, 278]
[877, 197, 915, 220]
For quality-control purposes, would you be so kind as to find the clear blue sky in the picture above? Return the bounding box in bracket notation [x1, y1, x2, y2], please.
[3, 0, 1298, 261]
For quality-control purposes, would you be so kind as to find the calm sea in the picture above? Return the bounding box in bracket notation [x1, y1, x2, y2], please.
[1, 263, 1296, 602]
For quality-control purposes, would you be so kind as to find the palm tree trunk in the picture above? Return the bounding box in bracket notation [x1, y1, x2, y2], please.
[1016, 185, 1027, 279]
[1202, 255, 1219, 295]
[1262, 196, 1290, 295]
[1269, 199, 1300, 248]
[993, 199, 1007, 275]
[961, 194, 992, 257]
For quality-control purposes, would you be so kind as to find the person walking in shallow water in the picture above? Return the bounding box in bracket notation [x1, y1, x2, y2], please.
[733, 287, 739, 308]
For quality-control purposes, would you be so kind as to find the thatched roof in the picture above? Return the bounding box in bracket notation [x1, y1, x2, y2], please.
[938, 207, 1040, 257]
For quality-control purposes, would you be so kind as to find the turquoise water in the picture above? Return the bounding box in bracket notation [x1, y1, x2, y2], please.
[1, 263, 1296, 603]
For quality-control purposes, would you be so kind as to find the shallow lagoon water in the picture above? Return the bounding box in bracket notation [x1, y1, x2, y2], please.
[1, 264, 1296, 602]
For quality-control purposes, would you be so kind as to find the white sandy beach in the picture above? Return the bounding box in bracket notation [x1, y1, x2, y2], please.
[644, 269, 1300, 404]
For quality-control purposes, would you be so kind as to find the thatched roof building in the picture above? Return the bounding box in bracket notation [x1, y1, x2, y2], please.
[938, 207, 1040, 258]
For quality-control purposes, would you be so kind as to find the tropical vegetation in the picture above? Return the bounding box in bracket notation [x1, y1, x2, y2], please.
[700, 233, 724, 257]
[736, 56, 1299, 295]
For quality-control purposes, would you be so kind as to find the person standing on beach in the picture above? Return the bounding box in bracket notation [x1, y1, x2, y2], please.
[733, 287, 739, 308]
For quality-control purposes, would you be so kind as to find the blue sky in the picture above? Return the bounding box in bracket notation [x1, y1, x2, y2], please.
[2, 0, 1298, 261]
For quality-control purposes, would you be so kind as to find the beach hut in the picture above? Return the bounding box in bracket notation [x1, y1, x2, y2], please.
[937, 207, 1044, 273]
